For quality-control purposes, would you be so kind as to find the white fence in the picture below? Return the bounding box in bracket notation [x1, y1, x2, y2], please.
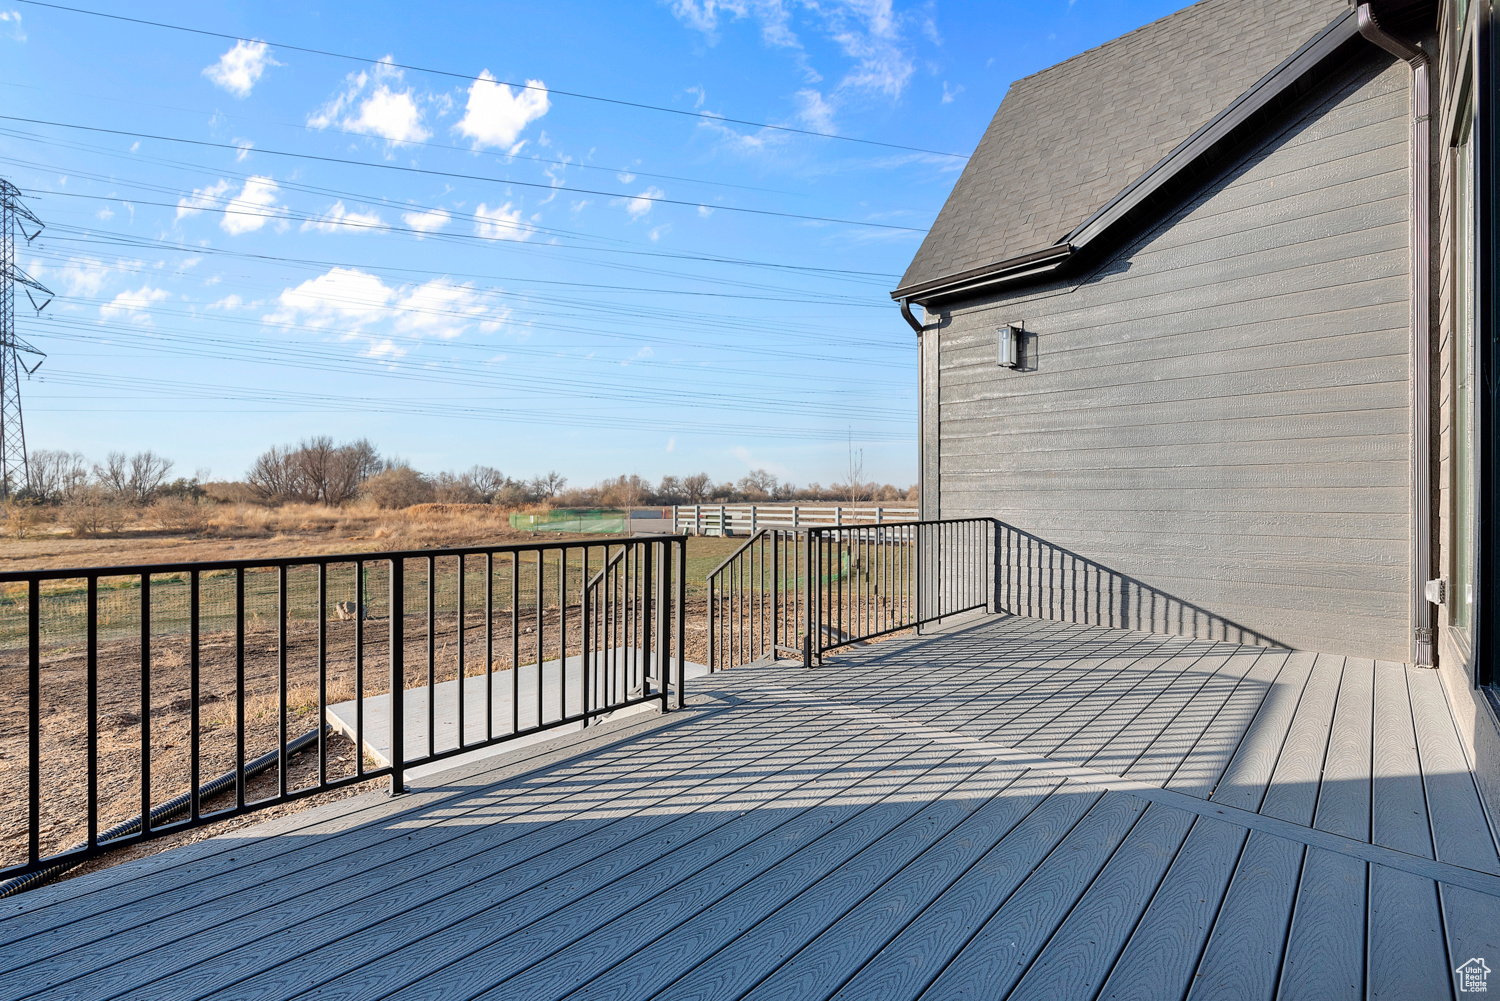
[669, 504, 918, 537]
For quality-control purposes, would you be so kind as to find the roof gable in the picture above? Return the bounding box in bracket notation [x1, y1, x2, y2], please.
[898, 0, 1353, 296]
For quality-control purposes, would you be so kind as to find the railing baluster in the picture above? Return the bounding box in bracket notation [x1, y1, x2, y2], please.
[89, 575, 100, 844]
[317, 562, 327, 789]
[426, 555, 435, 758]
[277, 565, 288, 801]
[27, 579, 39, 864]
[235, 568, 246, 807]
[389, 558, 405, 796]
[486, 552, 494, 743]
[355, 561, 364, 779]
[140, 573, 151, 836]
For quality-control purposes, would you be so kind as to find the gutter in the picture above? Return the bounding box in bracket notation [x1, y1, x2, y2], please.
[1356, 3, 1434, 666]
[900, 298, 927, 516]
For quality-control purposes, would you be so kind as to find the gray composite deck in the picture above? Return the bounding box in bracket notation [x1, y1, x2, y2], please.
[3, 614, 1500, 1000]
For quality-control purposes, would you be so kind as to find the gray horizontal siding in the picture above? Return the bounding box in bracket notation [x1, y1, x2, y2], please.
[930, 53, 1413, 661]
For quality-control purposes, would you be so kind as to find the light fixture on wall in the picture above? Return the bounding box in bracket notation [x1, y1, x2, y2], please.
[998, 323, 1023, 369]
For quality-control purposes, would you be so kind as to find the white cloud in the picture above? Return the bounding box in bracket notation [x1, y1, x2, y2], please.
[697, 204, 715, 218]
[309, 58, 429, 144]
[941, 81, 963, 104]
[0, 9, 22, 41]
[393, 279, 507, 339]
[219, 176, 281, 235]
[43, 255, 136, 298]
[795, 88, 836, 133]
[401, 207, 451, 234]
[625, 186, 664, 220]
[666, 436, 676, 452]
[455, 71, 550, 150]
[209, 294, 247, 310]
[96, 206, 114, 222]
[203, 40, 278, 98]
[301, 201, 386, 234]
[473, 202, 535, 241]
[671, 0, 915, 99]
[266, 267, 508, 352]
[100, 285, 169, 324]
[233, 139, 254, 161]
[176, 178, 232, 221]
[670, 1, 797, 47]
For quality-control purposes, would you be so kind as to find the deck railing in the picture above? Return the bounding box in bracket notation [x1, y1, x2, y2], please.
[706, 518, 993, 672]
[0, 534, 687, 888]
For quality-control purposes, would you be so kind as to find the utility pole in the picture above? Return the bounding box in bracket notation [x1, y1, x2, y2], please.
[0, 178, 50, 496]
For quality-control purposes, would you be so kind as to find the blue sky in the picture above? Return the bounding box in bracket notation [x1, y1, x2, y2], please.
[0, 0, 1183, 489]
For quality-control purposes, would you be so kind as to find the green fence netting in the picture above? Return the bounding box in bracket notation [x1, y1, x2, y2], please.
[509, 510, 628, 534]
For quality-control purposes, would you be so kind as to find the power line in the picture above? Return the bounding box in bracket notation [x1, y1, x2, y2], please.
[34, 370, 915, 441]
[0, 80, 811, 199]
[14, 0, 969, 160]
[0, 115, 930, 233]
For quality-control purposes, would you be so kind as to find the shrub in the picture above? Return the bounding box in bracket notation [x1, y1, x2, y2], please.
[150, 497, 210, 534]
[361, 467, 435, 509]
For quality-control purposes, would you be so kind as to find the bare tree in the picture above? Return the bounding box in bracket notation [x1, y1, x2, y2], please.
[842, 435, 865, 506]
[682, 473, 711, 504]
[94, 452, 130, 498]
[247, 445, 298, 503]
[529, 471, 566, 500]
[26, 450, 89, 503]
[737, 468, 778, 500]
[125, 451, 175, 505]
[657, 475, 683, 503]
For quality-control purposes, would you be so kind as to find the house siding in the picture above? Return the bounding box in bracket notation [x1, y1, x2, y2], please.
[925, 52, 1414, 661]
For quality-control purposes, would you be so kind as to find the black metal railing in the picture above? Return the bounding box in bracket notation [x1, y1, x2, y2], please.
[0, 534, 687, 887]
[706, 518, 993, 672]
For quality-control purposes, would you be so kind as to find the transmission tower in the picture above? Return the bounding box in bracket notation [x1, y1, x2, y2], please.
[0, 178, 50, 497]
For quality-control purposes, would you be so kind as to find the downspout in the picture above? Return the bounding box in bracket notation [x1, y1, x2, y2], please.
[1357, 5, 1433, 666]
[901, 298, 926, 518]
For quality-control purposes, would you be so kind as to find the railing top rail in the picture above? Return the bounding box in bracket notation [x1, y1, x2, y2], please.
[707, 527, 783, 579]
[587, 546, 628, 588]
[804, 516, 987, 535]
[0, 533, 689, 583]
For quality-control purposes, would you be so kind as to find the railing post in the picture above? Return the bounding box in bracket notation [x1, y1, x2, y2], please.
[991, 519, 1001, 614]
[389, 558, 405, 796]
[792, 505, 800, 529]
[835, 506, 843, 527]
[581, 550, 592, 727]
[719, 504, 727, 537]
[675, 538, 687, 709]
[771, 531, 780, 660]
[750, 504, 757, 535]
[804, 529, 816, 667]
[707, 566, 716, 674]
[876, 507, 883, 525]
[695, 504, 701, 535]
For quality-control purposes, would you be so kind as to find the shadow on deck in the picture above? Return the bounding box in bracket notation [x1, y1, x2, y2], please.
[2, 614, 1498, 1000]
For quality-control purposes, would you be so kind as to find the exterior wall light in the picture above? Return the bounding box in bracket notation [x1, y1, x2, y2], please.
[998, 323, 1023, 369]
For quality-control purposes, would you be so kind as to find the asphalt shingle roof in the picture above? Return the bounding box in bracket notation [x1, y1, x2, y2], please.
[899, 0, 1353, 292]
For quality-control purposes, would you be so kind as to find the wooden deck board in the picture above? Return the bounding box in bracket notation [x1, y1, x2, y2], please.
[2, 615, 1494, 1001]
[6, 709, 779, 985]
[19, 711, 892, 1001]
